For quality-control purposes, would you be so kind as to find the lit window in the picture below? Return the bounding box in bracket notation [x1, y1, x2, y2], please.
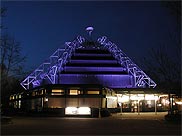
[77, 107, 91, 115]
[119, 95, 129, 102]
[14, 101, 18, 108]
[65, 107, 91, 115]
[52, 90, 62, 93]
[41, 90, 44, 95]
[87, 91, 100, 94]
[138, 94, 144, 100]
[9, 95, 14, 100]
[16, 95, 19, 99]
[32, 92, 35, 96]
[51, 89, 64, 95]
[18, 100, 21, 108]
[70, 90, 78, 95]
[145, 94, 155, 100]
[130, 95, 138, 100]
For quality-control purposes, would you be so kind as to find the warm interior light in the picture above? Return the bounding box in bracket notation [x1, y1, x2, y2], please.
[145, 94, 155, 100]
[119, 95, 129, 102]
[165, 99, 169, 105]
[70, 90, 78, 95]
[87, 91, 100, 94]
[130, 95, 138, 100]
[154, 96, 159, 101]
[52, 89, 64, 93]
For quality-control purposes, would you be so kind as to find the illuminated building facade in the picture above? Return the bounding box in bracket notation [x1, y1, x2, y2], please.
[9, 28, 180, 116]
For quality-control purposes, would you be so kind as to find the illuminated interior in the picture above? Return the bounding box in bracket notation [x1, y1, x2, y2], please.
[87, 91, 100, 94]
[65, 107, 91, 115]
[51, 89, 64, 95]
[70, 90, 79, 95]
[9, 28, 181, 115]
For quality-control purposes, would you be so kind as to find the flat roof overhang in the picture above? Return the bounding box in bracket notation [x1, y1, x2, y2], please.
[114, 88, 176, 95]
[25, 84, 104, 92]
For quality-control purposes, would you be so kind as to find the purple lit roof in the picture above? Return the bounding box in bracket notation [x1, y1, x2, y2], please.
[20, 32, 156, 90]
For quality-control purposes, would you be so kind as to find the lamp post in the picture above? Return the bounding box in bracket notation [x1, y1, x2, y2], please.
[117, 94, 122, 115]
[138, 100, 140, 115]
[154, 95, 158, 115]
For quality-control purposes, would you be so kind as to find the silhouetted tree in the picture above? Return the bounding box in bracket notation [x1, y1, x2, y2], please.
[143, 45, 180, 90]
[0, 8, 26, 111]
[143, 1, 181, 95]
[0, 35, 26, 78]
[0, 8, 7, 29]
[162, 1, 181, 25]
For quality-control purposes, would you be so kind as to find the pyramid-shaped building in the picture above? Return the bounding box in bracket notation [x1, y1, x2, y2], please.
[21, 33, 156, 90]
[9, 28, 171, 116]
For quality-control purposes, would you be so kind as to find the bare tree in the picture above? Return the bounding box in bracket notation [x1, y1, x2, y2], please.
[0, 35, 26, 78]
[143, 1, 181, 92]
[0, 8, 26, 110]
[162, 1, 181, 25]
[0, 8, 7, 29]
[143, 45, 180, 89]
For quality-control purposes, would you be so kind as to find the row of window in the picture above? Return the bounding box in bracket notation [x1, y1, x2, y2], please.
[10, 89, 101, 100]
[9, 94, 22, 100]
[51, 89, 100, 95]
[32, 90, 44, 96]
[9, 100, 21, 108]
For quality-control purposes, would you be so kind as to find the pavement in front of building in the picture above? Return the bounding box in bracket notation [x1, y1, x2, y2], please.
[1, 112, 181, 135]
[111, 112, 168, 120]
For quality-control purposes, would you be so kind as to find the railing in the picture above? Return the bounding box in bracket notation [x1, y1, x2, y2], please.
[20, 36, 85, 90]
[97, 36, 156, 88]
[21, 35, 156, 90]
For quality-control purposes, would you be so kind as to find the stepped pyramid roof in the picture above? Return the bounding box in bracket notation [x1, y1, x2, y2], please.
[21, 28, 156, 90]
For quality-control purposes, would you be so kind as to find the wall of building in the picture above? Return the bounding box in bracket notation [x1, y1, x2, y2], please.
[58, 74, 133, 88]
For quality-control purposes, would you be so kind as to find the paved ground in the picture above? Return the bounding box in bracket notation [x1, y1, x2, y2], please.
[1, 112, 181, 135]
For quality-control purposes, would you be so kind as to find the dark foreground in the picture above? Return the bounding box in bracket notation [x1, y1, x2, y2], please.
[1, 112, 181, 135]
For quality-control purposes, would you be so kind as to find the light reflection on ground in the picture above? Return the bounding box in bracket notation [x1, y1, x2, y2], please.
[2, 112, 181, 135]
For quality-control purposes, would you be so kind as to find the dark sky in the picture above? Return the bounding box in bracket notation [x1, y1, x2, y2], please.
[2, 1, 177, 71]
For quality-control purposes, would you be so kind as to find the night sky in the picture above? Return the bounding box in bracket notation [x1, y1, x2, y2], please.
[2, 1, 177, 72]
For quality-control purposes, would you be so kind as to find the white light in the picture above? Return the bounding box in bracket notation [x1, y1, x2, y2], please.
[161, 99, 166, 104]
[176, 101, 182, 105]
[118, 102, 121, 106]
[165, 100, 169, 105]
[154, 96, 159, 101]
[147, 100, 151, 104]
[138, 96, 144, 100]
[77, 107, 91, 115]
[158, 104, 162, 106]
[86, 26, 94, 31]
[65, 107, 91, 115]
[119, 95, 129, 102]
[106, 96, 117, 100]
[130, 95, 138, 100]
[65, 107, 78, 115]
[45, 98, 48, 101]
[145, 95, 155, 100]
[138, 94, 144, 97]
